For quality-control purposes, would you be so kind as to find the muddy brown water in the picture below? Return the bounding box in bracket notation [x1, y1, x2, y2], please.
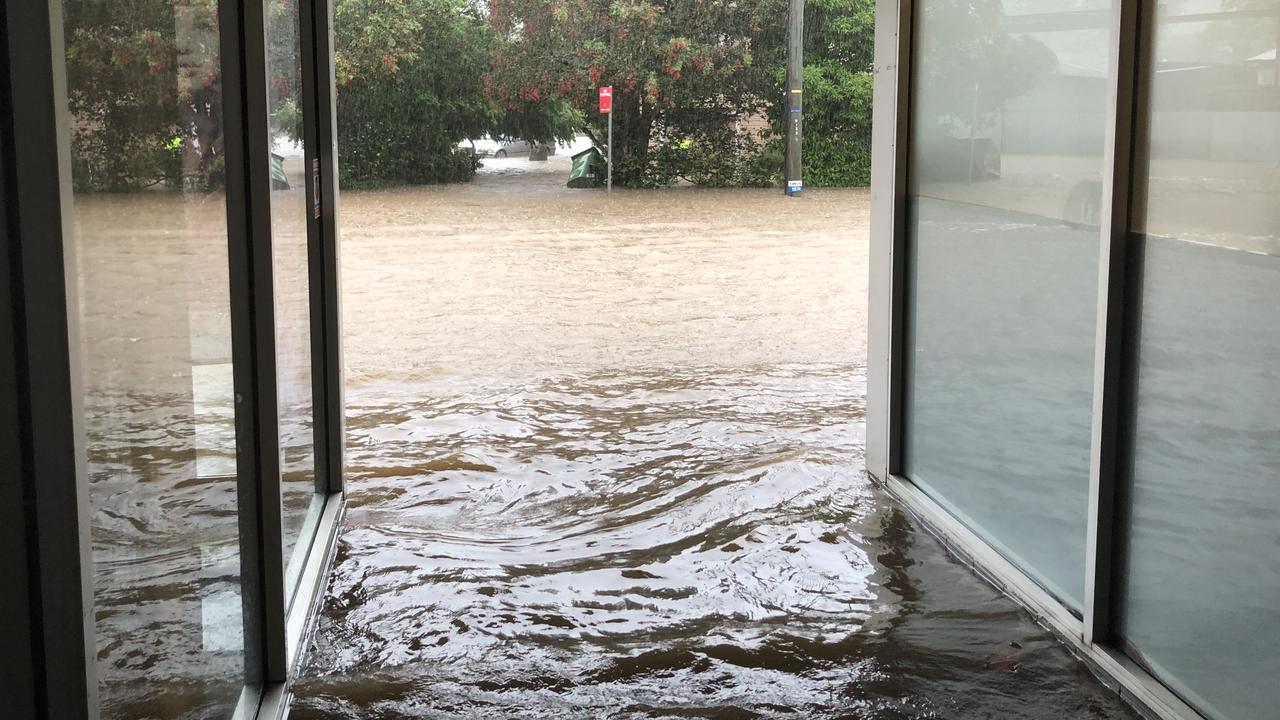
[285, 158, 1139, 718]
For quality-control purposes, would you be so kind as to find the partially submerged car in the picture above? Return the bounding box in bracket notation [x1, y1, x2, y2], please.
[458, 137, 558, 159]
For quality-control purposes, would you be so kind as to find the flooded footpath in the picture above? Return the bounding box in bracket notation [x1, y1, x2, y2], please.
[290, 158, 1138, 718]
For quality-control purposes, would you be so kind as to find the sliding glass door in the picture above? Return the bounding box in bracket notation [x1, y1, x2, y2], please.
[1117, 2, 1280, 717]
[60, 0, 259, 715]
[264, 0, 328, 603]
[902, 0, 1116, 609]
[875, 0, 1280, 718]
[24, 0, 346, 716]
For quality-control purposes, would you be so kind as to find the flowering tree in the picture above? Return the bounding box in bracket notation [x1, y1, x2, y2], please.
[485, 0, 787, 186]
[63, 0, 879, 191]
[64, 0, 225, 191]
[485, 0, 878, 187]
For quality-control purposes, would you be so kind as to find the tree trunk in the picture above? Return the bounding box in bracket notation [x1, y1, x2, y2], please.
[612, 91, 652, 186]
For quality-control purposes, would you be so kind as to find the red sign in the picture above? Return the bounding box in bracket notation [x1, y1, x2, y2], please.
[599, 86, 613, 114]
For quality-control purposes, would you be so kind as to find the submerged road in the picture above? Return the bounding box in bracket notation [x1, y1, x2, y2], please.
[291, 156, 1137, 718]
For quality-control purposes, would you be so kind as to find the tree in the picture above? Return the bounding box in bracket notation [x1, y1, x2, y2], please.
[486, 0, 881, 187]
[485, 0, 787, 187]
[335, 0, 500, 186]
[748, 0, 877, 186]
[64, 0, 225, 191]
[910, 0, 1057, 152]
[63, 0, 883, 191]
[792, 61, 874, 186]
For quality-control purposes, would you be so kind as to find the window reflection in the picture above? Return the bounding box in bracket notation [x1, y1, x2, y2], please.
[904, 0, 1114, 607]
[266, 0, 324, 591]
[1119, 2, 1280, 718]
[62, 0, 253, 715]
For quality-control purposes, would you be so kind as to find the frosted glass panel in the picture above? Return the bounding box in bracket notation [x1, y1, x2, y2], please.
[903, 0, 1115, 608]
[1119, 2, 1280, 718]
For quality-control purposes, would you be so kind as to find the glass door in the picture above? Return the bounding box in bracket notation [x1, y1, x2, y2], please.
[1117, 2, 1280, 717]
[5, 0, 341, 715]
[60, 0, 260, 715]
[902, 0, 1116, 610]
[263, 0, 328, 603]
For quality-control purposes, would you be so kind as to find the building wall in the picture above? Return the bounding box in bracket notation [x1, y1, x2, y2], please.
[868, 2, 1280, 719]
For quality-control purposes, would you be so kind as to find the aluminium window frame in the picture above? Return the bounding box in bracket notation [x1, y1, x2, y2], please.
[1, 0, 345, 716]
[1, 2, 96, 718]
[285, 0, 345, 673]
[289, 0, 346, 685]
[866, 1, 1212, 719]
[223, 0, 348, 712]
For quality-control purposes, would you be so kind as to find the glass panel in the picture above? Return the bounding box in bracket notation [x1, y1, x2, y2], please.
[62, 0, 255, 715]
[1119, 2, 1280, 718]
[266, 0, 324, 590]
[903, 0, 1116, 607]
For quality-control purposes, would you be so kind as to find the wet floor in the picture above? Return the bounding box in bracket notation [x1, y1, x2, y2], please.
[290, 157, 1139, 718]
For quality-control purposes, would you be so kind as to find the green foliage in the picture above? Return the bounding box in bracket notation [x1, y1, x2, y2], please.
[492, 97, 583, 149]
[62, 0, 879, 192]
[649, 139, 780, 188]
[267, 0, 307, 145]
[336, 0, 500, 186]
[797, 55, 874, 186]
[487, 0, 875, 187]
[646, 120, 778, 188]
[486, 0, 787, 187]
[806, 0, 876, 68]
[801, 0, 875, 186]
[753, 0, 875, 187]
[64, 0, 224, 192]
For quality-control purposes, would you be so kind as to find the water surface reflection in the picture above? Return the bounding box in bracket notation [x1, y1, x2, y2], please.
[292, 173, 1136, 718]
[297, 367, 1133, 718]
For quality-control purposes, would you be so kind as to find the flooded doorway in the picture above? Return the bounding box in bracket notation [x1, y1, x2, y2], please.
[289, 155, 1138, 716]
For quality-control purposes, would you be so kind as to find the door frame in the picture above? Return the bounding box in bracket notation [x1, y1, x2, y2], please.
[0, 0, 345, 716]
[865, 1, 1214, 719]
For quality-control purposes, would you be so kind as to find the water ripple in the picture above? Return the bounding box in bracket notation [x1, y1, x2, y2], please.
[294, 364, 1134, 719]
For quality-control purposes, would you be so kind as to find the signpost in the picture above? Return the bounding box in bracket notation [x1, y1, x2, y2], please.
[599, 86, 613, 194]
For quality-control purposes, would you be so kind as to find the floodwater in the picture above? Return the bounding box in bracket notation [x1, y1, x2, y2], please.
[289, 157, 1139, 718]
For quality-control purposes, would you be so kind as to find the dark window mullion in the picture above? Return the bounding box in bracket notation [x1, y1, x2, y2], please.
[314, 0, 345, 499]
[1, 1, 95, 717]
[299, 0, 329, 501]
[227, 0, 289, 686]
[1083, 0, 1144, 646]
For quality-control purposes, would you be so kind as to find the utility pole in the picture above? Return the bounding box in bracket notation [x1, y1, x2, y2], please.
[784, 0, 804, 196]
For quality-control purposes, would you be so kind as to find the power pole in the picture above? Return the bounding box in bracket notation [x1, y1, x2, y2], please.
[784, 0, 804, 196]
